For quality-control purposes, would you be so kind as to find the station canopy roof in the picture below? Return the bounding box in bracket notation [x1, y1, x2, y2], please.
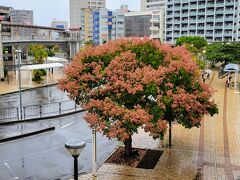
[223, 63, 239, 72]
[20, 63, 64, 71]
[46, 57, 68, 63]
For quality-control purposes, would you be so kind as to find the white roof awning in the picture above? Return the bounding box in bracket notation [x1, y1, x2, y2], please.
[46, 57, 68, 63]
[21, 63, 64, 71]
[223, 63, 239, 72]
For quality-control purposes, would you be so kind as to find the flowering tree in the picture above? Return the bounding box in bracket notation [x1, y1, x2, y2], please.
[59, 38, 218, 156]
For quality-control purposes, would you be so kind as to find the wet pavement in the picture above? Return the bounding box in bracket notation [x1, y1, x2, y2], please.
[0, 112, 117, 180]
[0, 85, 70, 109]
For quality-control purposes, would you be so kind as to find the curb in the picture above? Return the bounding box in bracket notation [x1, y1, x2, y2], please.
[0, 109, 86, 126]
[0, 83, 58, 96]
[0, 126, 55, 143]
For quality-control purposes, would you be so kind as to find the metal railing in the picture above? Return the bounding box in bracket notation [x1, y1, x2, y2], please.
[2, 36, 70, 42]
[0, 100, 80, 121]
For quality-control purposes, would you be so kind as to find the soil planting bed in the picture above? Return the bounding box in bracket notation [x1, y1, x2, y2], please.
[106, 147, 163, 169]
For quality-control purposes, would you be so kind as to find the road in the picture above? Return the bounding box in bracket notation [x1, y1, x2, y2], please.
[0, 85, 69, 109]
[0, 112, 117, 180]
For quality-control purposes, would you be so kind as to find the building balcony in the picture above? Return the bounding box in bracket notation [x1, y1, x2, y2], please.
[150, 34, 160, 39]
[198, 5, 205, 9]
[206, 18, 214, 22]
[181, 27, 188, 30]
[224, 17, 234, 22]
[225, 1, 234, 6]
[225, 10, 234, 15]
[205, 26, 214, 30]
[215, 3, 224, 7]
[215, 18, 224, 22]
[224, 25, 233, 29]
[214, 33, 223, 37]
[224, 33, 233, 36]
[189, 26, 196, 30]
[198, 12, 205, 16]
[206, 11, 214, 15]
[189, 5, 197, 9]
[189, 19, 197, 23]
[189, 12, 197, 16]
[197, 19, 205, 23]
[150, 18, 160, 22]
[166, 28, 173, 31]
[150, 26, 159, 31]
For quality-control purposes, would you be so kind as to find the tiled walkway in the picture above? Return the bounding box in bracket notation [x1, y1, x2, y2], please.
[76, 71, 240, 180]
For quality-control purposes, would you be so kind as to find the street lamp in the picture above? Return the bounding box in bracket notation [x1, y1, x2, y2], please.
[65, 139, 86, 180]
[202, 50, 207, 70]
[16, 49, 23, 120]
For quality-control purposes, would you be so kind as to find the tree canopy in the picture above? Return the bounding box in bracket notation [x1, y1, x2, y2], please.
[206, 42, 240, 65]
[29, 44, 48, 64]
[176, 36, 207, 50]
[59, 38, 218, 156]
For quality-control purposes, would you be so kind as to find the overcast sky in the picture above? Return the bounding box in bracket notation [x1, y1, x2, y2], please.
[1, 0, 140, 26]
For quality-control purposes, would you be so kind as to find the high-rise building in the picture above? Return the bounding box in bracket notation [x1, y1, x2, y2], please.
[141, 0, 166, 11]
[124, 10, 164, 41]
[11, 10, 33, 25]
[0, 6, 13, 78]
[69, 0, 106, 28]
[10, 10, 34, 38]
[93, 6, 126, 45]
[69, 0, 106, 46]
[93, 9, 113, 45]
[165, 0, 240, 44]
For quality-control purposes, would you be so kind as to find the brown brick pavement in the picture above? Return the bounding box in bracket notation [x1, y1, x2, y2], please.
[73, 71, 240, 180]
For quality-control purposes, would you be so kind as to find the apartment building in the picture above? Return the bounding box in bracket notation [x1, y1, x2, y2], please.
[165, 0, 240, 44]
[0, 6, 13, 78]
[69, 0, 106, 28]
[125, 10, 164, 41]
[141, 0, 166, 11]
[93, 6, 126, 45]
[69, 0, 106, 45]
[10, 10, 34, 38]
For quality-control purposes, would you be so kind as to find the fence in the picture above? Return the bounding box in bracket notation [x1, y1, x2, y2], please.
[0, 100, 80, 121]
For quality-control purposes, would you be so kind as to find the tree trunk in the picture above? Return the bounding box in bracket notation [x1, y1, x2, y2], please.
[124, 135, 132, 157]
[169, 121, 172, 148]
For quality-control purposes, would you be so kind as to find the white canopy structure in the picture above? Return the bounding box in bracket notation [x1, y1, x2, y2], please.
[20, 63, 64, 88]
[223, 63, 239, 89]
[223, 63, 239, 72]
[46, 57, 69, 65]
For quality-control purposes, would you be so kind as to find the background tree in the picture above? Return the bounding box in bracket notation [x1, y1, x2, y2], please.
[176, 36, 207, 50]
[28, 44, 48, 81]
[176, 37, 207, 69]
[60, 38, 218, 156]
[29, 44, 48, 64]
[206, 42, 240, 65]
[84, 40, 94, 47]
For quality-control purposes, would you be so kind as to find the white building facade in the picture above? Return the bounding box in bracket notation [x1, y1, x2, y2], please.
[124, 10, 164, 41]
[141, 0, 166, 11]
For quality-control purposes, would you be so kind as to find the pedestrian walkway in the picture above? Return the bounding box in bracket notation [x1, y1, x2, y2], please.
[0, 69, 63, 95]
[74, 71, 240, 180]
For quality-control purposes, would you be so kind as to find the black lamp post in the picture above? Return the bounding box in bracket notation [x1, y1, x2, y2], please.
[65, 139, 86, 180]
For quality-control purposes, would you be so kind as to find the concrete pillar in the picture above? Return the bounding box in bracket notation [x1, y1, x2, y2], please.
[0, 23, 4, 79]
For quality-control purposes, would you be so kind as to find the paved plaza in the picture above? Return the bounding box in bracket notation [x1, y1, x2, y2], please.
[1, 70, 240, 179]
[76, 72, 240, 180]
[0, 69, 63, 95]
